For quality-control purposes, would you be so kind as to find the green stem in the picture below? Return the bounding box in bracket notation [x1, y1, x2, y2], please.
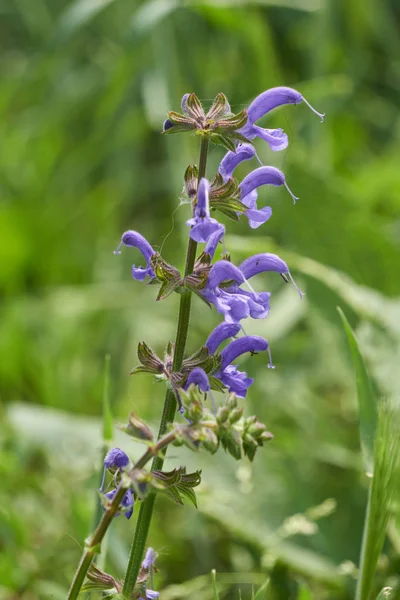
[121, 137, 209, 598]
[66, 431, 175, 600]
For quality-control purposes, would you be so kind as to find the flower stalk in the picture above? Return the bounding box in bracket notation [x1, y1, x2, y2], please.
[66, 431, 176, 600]
[121, 137, 209, 598]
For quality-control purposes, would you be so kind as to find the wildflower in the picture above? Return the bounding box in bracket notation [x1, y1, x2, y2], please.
[104, 448, 129, 471]
[239, 86, 325, 151]
[104, 488, 134, 520]
[186, 178, 224, 243]
[215, 335, 273, 397]
[114, 230, 156, 281]
[239, 252, 304, 298]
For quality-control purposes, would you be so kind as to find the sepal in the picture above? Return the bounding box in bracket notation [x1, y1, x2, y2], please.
[118, 411, 154, 442]
[151, 466, 202, 508]
[131, 342, 164, 375]
[81, 565, 120, 594]
[184, 165, 199, 199]
[206, 92, 231, 120]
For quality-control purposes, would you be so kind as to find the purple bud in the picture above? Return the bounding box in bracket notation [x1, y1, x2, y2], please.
[185, 367, 210, 392]
[163, 119, 174, 132]
[208, 260, 245, 289]
[220, 336, 269, 371]
[181, 93, 190, 114]
[142, 547, 156, 570]
[104, 447, 129, 470]
[146, 592, 160, 600]
[206, 323, 241, 354]
[196, 178, 211, 218]
[218, 143, 256, 182]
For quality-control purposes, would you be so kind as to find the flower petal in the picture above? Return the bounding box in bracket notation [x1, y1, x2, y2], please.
[239, 253, 288, 279]
[218, 143, 256, 182]
[239, 166, 285, 199]
[206, 322, 241, 354]
[220, 335, 269, 370]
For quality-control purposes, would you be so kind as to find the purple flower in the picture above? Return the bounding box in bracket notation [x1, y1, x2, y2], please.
[239, 253, 304, 298]
[114, 230, 156, 281]
[186, 178, 224, 243]
[206, 322, 241, 354]
[218, 143, 256, 182]
[142, 547, 156, 570]
[214, 335, 274, 397]
[185, 367, 210, 393]
[239, 86, 325, 151]
[241, 190, 273, 229]
[145, 591, 159, 600]
[104, 448, 129, 471]
[104, 488, 134, 520]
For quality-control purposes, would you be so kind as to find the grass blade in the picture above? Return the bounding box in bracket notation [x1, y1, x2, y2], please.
[337, 307, 377, 475]
[355, 401, 400, 600]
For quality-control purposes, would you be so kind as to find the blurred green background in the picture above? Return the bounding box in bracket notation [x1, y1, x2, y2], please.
[1, 0, 400, 598]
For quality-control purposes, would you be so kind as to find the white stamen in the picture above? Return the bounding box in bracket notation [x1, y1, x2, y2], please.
[254, 148, 263, 167]
[267, 347, 275, 369]
[287, 269, 304, 299]
[244, 277, 257, 295]
[284, 181, 299, 205]
[302, 97, 325, 123]
[240, 324, 248, 336]
[114, 241, 123, 255]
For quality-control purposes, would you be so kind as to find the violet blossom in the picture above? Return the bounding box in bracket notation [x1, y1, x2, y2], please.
[239, 86, 325, 151]
[104, 488, 134, 520]
[114, 230, 156, 281]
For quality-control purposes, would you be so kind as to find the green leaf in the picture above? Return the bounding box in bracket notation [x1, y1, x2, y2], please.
[253, 578, 270, 600]
[337, 307, 377, 475]
[355, 402, 400, 600]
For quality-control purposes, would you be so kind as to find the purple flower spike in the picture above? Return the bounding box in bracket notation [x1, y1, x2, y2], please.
[114, 230, 156, 281]
[186, 178, 224, 243]
[206, 322, 241, 354]
[185, 367, 210, 392]
[104, 488, 134, 520]
[208, 260, 245, 289]
[204, 226, 225, 259]
[142, 547, 156, 570]
[218, 143, 256, 182]
[220, 336, 269, 371]
[104, 447, 130, 470]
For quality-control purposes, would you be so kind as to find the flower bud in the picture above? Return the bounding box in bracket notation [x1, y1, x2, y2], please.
[228, 406, 244, 424]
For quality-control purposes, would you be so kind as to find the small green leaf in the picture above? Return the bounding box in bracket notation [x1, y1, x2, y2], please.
[337, 307, 377, 475]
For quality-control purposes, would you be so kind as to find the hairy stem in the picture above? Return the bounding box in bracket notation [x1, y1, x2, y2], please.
[66, 432, 175, 600]
[121, 137, 209, 597]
